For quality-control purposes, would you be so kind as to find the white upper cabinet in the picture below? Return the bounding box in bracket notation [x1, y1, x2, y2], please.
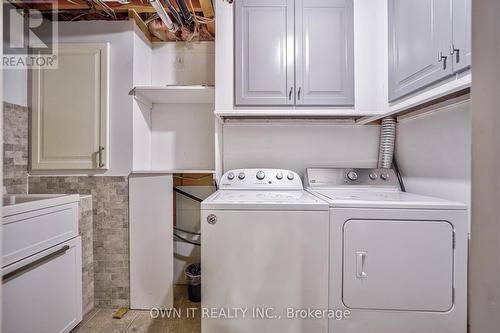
[388, 0, 471, 102]
[31, 44, 109, 170]
[235, 0, 354, 107]
[295, 0, 354, 106]
[235, 0, 294, 105]
[451, 0, 471, 72]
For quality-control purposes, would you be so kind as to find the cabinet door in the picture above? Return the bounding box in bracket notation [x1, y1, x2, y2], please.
[295, 0, 354, 106]
[451, 0, 471, 72]
[32, 44, 109, 170]
[235, 0, 295, 105]
[2, 238, 82, 333]
[388, 0, 453, 101]
[342, 220, 454, 312]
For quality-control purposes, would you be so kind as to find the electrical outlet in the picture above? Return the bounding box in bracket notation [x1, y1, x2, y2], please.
[175, 55, 185, 70]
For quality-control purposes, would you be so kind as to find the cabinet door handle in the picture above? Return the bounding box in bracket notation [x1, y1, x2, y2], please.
[2, 245, 70, 283]
[355, 251, 367, 278]
[97, 146, 105, 168]
[438, 52, 448, 70]
[450, 44, 460, 63]
[297, 87, 302, 100]
[288, 87, 293, 101]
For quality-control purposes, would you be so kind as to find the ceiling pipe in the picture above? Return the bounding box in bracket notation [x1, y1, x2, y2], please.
[176, 0, 194, 27]
[149, 0, 178, 32]
[163, 0, 184, 27]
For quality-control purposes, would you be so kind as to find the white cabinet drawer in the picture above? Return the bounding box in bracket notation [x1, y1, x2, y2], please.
[2, 237, 83, 333]
[2, 202, 79, 267]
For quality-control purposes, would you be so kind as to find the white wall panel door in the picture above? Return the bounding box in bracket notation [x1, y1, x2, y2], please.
[31, 43, 109, 170]
[129, 175, 174, 310]
[342, 219, 454, 311]
[295, 0, 354, 106]
[235, 0, 295, 105]
[388, 0, 453, 101]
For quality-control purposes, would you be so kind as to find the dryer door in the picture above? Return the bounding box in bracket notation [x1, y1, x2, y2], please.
[342, 219, 453, 311]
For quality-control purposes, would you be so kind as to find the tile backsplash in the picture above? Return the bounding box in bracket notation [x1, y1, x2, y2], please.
[29, 176, 130, 308]
[80, 195, 95, 314]
[3, 102, 28, 194]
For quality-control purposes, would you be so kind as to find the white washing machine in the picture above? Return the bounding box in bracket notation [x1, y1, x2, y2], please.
[306, 168, 468, 333]
[201, 169, 329, 333]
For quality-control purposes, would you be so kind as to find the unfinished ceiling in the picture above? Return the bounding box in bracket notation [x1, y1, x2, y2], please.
[9, 0, 215, 42]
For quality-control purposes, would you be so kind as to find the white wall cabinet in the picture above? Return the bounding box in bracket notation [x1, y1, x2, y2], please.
[235, 0, 354, 107]
[31, 43, 109, 170]
[388, 0, 471, 102]
[452, 0, 471, 72]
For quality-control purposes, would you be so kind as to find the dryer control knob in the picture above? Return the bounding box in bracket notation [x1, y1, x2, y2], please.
[238, 172, 246, 180]
[227, 172, 235, 180]
[276, 172, 283, 180]
[287, 173, 295, 180]
[381, 173, 390, 181]
[369, 173, 378, 180]
[256, 171, 266, 180]
[347, 171, 358, 181]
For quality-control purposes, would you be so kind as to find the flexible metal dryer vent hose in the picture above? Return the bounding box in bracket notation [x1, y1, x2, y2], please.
[377, 117, 397, 169]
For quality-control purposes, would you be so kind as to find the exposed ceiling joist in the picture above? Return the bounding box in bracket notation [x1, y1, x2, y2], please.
[9, 0, 215, 42]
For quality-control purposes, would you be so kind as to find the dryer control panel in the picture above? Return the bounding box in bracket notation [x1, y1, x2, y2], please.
[306, 168, 400, 190]
[220, 169, 303, 190]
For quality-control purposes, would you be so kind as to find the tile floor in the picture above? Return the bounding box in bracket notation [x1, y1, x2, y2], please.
[72, 286, 201, 333]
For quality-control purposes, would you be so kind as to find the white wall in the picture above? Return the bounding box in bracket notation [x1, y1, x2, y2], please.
[132, 25, 153, 171]
[152, 42, 215, 86]
[3, 69, 27, 106]
[151, 103, 215, 171]
[469, 0, 500, 331]
[396, 99, 471, 206]
[223, 122, 380, 177]
[2, 2, 28, 107]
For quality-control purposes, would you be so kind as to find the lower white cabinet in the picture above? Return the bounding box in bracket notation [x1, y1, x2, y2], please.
[2, 237, 83, 333]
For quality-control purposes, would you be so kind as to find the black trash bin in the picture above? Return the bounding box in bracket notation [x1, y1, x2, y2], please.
[185, 263, 201, 302]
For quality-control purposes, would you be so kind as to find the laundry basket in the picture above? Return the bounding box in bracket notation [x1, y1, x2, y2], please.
[184, 263, 201, 302]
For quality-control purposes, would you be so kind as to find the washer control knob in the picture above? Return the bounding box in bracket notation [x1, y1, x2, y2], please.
[381, 172, 390, 181]
[238, 172, 246, 180]
[369, 173, 378, 180]
[227, 172, 235, 180]
[276, 172, 283, 180]
[287, 173, 295, 180]
[347, 171, 358, 181]
[256, 171, 266, 180]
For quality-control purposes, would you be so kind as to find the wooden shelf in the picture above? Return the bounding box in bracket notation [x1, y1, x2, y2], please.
[130, 86, 215, 108]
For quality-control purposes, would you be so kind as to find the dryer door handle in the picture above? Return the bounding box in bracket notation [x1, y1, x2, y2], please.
[356, 251, 367, 278]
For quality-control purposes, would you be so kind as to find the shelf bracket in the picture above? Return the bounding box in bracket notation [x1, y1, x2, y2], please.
[129, 88, 153, 110]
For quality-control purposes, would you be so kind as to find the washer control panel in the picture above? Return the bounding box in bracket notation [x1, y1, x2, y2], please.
[220, 169, 303, 190]
[306, 168, 400, 190]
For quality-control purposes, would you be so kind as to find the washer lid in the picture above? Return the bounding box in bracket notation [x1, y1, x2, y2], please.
[312, 189, 467, 210]
[201, 190, 328, 211]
